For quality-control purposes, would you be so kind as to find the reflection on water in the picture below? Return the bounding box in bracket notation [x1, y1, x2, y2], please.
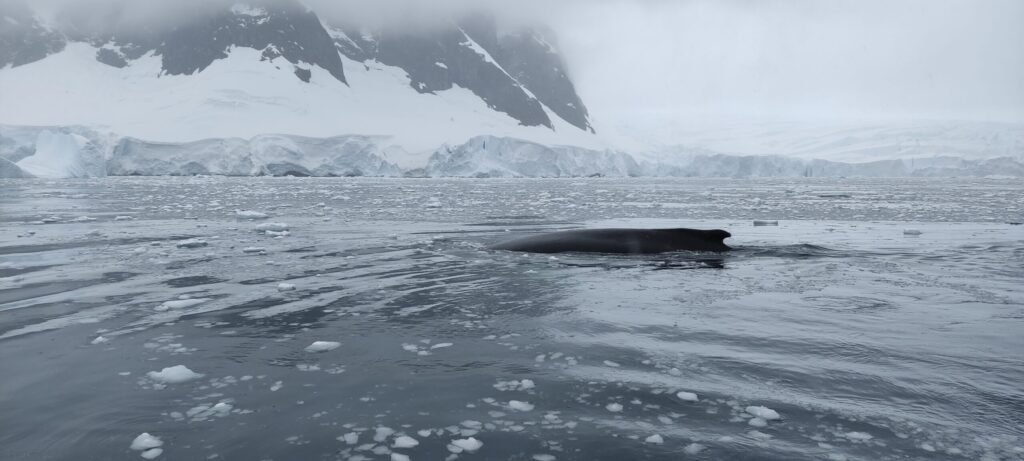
[0, 177, 1022, 461]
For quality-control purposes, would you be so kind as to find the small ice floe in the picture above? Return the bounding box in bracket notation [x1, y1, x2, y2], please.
[270, 381, 283, 391]
[448, 437, 483, 453]
[70, 216, 96, 222]
[903, 229, 922, 236]
[255, 222, 289, 233]
[305, 341, 341, 352]
[156, 298, 209, 311]
[507, 400, 534, 411]
[494, 379, 535, 391]
[393, 436, 419, 448]
[277, 283, 296, 292]
[430, 342, 453, 350]
[676, 391, 699, 402]
[390, 454, 410, 461]
[114, 215, 134, 221]
[175, 238, 208, 249]
[644, 434, 664, 444]
[683, 443, 706, 455]
[603, 360, 621, 367]
[533, 455, 556, 461]
[140, 448, 163, 459]
[242, 247, 266, 254]
[606, 403, 623, 412]
[748, 418, 767, 427]
[753, 220, 779, 226]
[236, 210, 269, 219]
[91, 335, 110, 345]
[745, 405, 781, 421]
[844, 431, 873, 441]
[338, 432, 359, 445]
[131, 433, 163, 451]
[147, 365, 204, 384]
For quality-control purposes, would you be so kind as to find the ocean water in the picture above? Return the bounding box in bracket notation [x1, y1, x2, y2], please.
[1, 177, 1022, 461]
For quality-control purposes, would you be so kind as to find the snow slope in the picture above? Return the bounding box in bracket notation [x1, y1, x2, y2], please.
[0, 43, 602, 155]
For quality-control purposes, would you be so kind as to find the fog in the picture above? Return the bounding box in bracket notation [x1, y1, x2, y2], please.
[16, 0, 1024, 126]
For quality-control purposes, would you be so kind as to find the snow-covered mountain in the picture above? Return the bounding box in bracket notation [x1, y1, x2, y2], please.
[0, 0, 596, 151]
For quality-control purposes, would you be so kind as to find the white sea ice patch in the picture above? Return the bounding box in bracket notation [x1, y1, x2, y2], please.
[147, 365, 203, 384]
[140, 447, 163, 459]
[130, 433, 163, 451]
[845, 431, 873, 441]
[603, 360, 620, 367]
[255, 222, 289, 232]
[156, 298, 210, 311]
[175, 239, 208, 249]
[270, 381, 283, 391]
[277, 283, 296, 292]
[533, 455, 556, 461]
[430, 342, 453, 349]
[374, 426, 396, 442]
[676, 391, 698, 402]
[748, 417, 767, 427]
[644, 434, 664, 444]
[236, 210, 269, 219]
[684, 443, 706, 455]
[449, 437, 483, 453]
[494, 379, 535, 391]
[745, 405, 781, 420]
[305, 341, 341, 352]
[393, 436, 419, 448]
[390, 454, 410, 461]
[339, 432, 359, 445]
[242, 247, 266, 254]
[508, 400, 534, 411]
[606, 403, 623, 412]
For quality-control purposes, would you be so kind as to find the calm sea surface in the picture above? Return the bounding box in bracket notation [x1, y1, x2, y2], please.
[1, 177, 1022, 461]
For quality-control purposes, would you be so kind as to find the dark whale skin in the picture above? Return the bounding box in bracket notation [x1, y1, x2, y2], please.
[491, 228, 732, 254]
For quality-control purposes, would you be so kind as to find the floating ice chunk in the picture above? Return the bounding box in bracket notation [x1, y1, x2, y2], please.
[255, 222, 289, 232]
[141, 448, 163, 459]
[130, 433, 163, 450]
[305, 341, 341, 352]
[508, 400, 534, 411]
[430, 342, 453, 350]
[277, 283, 296, 292]
[91, 335, 110, 345]
[644, 434, 664, 444]
[157, 298, 210, 311]
[745, 405, 781, 420]
[903, 229, 922, 236]
[115, 215, 134, 221]
[845, 431, 873, 441]
[374, 427, 395, 442]
[391, 454, 410, 461]
[449, 437, 483, 453]
[603, 360, 620, 367]
[236, 210, 269, 219]
[147, 365, 203, 384]
[606, 403, 623, 412]
[243, 247, 266, 254]
[339, 432, 359, 445]
[533, 455, 556, 461]
[683, 443, 706, 455]
[748, 417, 767, 427]
[270, 381, 283, 391]
[676, 391, 698, 402]
[175, 239, 208, 248]
[393, 436, 419, 448]
[753, 220, 779, 226]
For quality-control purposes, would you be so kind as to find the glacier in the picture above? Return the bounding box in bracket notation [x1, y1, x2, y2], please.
[2, 124, 1023, 179]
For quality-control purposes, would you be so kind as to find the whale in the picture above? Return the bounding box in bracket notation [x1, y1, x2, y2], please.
[491, 228, 732, 254]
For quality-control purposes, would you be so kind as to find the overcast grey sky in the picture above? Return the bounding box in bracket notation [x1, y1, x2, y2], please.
[22, 0, 1024, 126]
[549, 0, 1024, 126]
